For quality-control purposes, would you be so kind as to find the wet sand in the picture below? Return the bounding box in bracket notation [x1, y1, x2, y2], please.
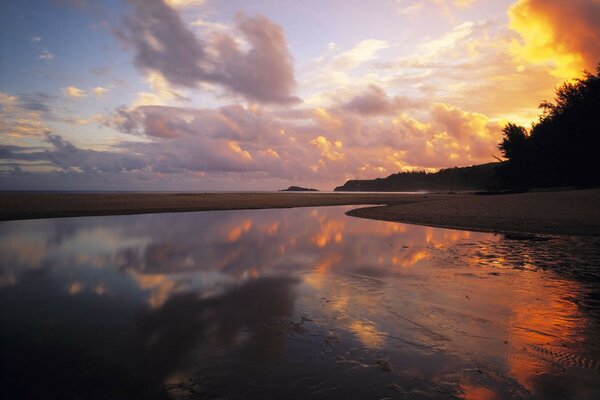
[1, 189, 599, 236]
[349, 188, 600, 237]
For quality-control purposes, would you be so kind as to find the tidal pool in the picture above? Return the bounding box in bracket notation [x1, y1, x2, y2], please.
[1, 206, 599, 399]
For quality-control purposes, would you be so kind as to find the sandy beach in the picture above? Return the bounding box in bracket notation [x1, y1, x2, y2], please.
[349, 188, 600, 237]
[0, 192, 432, 221]
[1, 189, 599, 236]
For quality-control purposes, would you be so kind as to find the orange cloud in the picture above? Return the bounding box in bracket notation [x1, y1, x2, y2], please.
[310, 135, 344, 162]
[508, 0, 600, 79]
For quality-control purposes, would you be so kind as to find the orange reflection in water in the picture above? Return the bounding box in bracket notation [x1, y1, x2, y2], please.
[129, 270, 178, 309]
[443, 243, 590, 399]
[227, 219, 253, 242]
[311, 214, 345, 248]
[461, 384, 500, 400]
[3, 206, 597, 399]
[506, 277, 583, 393]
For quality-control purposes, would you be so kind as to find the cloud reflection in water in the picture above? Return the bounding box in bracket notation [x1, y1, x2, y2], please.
[1, 206, 599, 399]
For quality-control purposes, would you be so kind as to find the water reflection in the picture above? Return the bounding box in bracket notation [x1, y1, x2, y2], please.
[1, 207, 599, 399]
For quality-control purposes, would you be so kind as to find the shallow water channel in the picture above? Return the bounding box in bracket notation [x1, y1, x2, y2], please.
[1, 206, 599, 399]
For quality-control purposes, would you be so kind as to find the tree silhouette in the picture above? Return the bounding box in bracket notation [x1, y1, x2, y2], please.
[497, 123, 530, 186]
[498, 63, 600, 188]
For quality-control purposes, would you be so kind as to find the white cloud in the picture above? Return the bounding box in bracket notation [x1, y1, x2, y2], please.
[300, 39, 391, 104]
[330, 39, 390, 70]
[164, 0, 207, 8]
[93, 86, 109, 96]
[63, 86, 86, 98]
[38, 48, 54, 61]
[133, 71, 189, 107]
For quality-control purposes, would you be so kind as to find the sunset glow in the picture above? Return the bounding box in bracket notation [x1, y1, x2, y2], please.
[1, 0, 599, 190]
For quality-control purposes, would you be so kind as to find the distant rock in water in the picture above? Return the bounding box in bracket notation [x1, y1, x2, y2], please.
[334, 162, 501, 192]
[280, 186, 319, 192]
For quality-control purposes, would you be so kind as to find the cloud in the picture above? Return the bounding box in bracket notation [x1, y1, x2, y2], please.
[93, 86, 109, 96]
[63, 86, 86, 98]
[373, 18, 562, 123]
[31, 36, 42, 43]
[0, 134, 146, 174]
[2, 96, 505, 189]
[443, 0, 477, 7]
[43, 134, 147, 173]
[118, 0, 298, 104]
[338, 85, 423, 115]
[0, 92, 17, 111]
[329, 39, 389, 71]
[300, 39, 390, 104]
[211, 12, 299, 103]
[133, 71, 191, 106]
[394, 0, 477, 17]
[16, 92, 56, 115]
[164, 0, 206, 8]
[395, 3, 425, 16]
[38, 48, 54, 61]
[508, 0, 600, 78]
[103, 104, 310, 176]
[311, 136, 344, 162]
[90, 66, 111, 75]
[0, 92, 53, 138]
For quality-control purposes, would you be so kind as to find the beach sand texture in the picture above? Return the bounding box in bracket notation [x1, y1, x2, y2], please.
[349, 188, 600, 237]
[1, 189, 599, 236]
[0, 192, 431, 221]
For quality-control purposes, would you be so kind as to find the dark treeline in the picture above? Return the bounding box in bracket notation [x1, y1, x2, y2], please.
[335, 64, 600, 192]
[498, 64, 600, 188]
[334, 163, 500, 192]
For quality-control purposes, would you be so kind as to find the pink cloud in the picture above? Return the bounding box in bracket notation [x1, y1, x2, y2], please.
[118, 0, 298, 104]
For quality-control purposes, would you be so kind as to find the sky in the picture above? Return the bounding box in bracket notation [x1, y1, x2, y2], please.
[1, 0, 599, 191]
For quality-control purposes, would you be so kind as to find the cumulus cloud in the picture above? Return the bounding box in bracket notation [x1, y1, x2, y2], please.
[121, 101, 500, 173]
[103, 104, 311, 177]
[508, 0, 600, 78]
[63, 86, 86, 98]
[118, 0, 298, 103]
[311, 136, 344, 162]
[2, 97, 504, 189]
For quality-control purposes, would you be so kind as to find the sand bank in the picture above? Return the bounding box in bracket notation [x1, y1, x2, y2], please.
[348, 188, 600, 237]
[0, 192, 432, 221]
[1, 189, 598, 236]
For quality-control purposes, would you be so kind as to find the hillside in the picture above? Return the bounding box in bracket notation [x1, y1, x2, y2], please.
[334, 162, 501, 192]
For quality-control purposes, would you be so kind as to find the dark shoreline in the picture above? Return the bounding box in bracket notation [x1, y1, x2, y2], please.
[0, 192, 432, 221]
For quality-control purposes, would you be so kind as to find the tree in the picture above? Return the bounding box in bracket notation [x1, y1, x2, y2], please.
[498, 63, 600, 188]
[498, 123, 528, 160]
[497, 123, 530, 187]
